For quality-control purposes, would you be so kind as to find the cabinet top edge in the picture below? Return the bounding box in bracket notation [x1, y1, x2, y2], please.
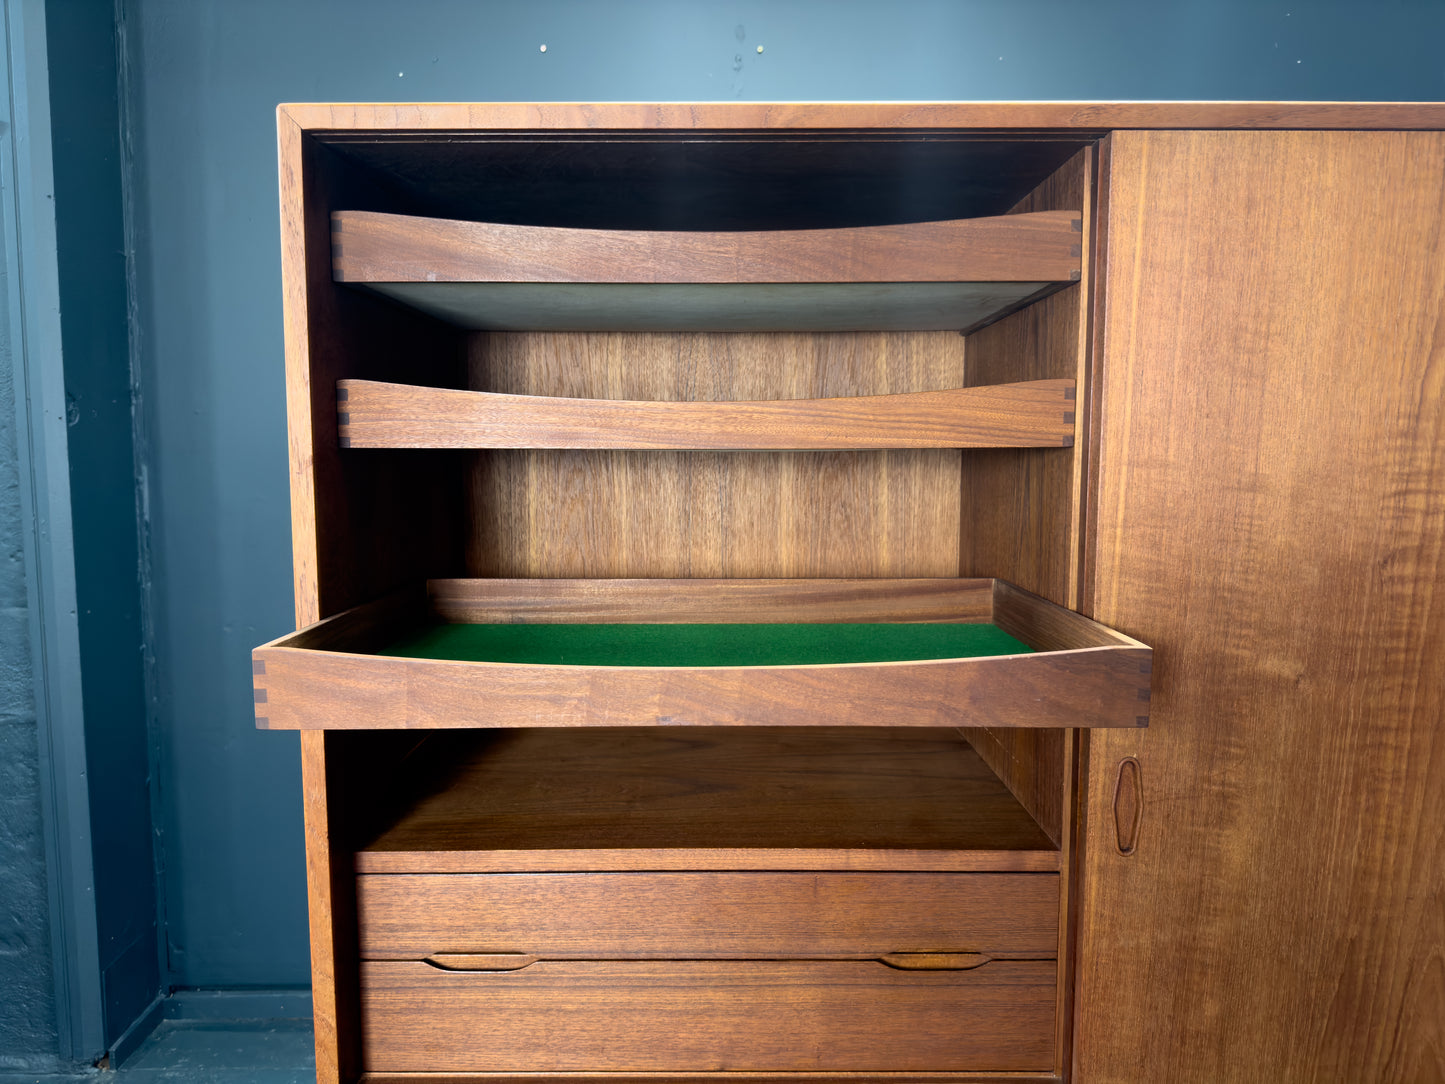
[277, 100, 1445, 134]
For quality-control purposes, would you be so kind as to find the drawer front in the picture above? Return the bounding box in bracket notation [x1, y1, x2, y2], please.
[356, 871, 1059, 959]
[360, 958, 1056, 1073]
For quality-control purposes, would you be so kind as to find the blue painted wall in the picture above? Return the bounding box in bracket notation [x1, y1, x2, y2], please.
[0, 157, 60, 1069]
[46, 0, 161, 1041]
[19, 0, 1441, 997]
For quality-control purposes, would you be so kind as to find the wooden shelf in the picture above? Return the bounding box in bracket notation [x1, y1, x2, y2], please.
[356, 727, 1060, 873]
[251, 578, 1151, 732]
[336, 378, 1076, 450]
[330, 209, 1082, 331]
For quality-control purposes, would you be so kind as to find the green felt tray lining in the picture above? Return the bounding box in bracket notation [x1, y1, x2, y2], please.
[381, 622, 1033, 668]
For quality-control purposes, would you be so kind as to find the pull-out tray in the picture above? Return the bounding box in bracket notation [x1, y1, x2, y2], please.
[252, 578, 1150, 731]
[330, 209, 1082, 332]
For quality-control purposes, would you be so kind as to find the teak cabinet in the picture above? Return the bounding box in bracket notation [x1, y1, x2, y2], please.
[260, 103, 1445, 1084]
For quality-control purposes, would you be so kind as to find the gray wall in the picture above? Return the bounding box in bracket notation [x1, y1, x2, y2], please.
[110, 0, 1445, 990]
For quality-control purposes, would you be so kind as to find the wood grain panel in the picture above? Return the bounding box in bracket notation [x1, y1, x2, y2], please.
[1077, 131, 1445, 1083]
[283, 100, 1445, 134]
[280, 112, 468, 1084]
[280, 114, 356, 1084]
[354, 850, 1058, 875]
[356, 872, 1058, 959]
[255, 634, 1147, 733]
[253, 577, 1148, 732]
[333, 209, 1082, 283]
[337, 378, 1075, 450]
[466, 331, 965, 578]
[954, 147, 1095, 1081]
[360, 959, 1056, 1073]
[958, 148, 1093, 854]
[357, 728, 1056, 869]
[428, 577, 994, 624]
[359, 1075, 1061, 1084]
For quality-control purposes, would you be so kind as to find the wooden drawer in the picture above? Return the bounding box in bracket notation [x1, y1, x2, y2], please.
[360, 959, 1055, 1073]
[357, 871, 1058, 1073]
[356, 871, 1059, 960]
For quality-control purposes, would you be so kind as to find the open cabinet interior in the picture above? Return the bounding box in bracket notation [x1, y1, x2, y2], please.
[272, 121, 1116, 1079]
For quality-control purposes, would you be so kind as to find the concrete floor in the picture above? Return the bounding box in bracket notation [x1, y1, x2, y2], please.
[0, 1018, 315, 1084]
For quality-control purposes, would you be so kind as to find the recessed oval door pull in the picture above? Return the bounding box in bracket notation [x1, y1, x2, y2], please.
[1114, 757, 1143, 855]
[424, 953, 539, 972]
[878, 952, 992, 971]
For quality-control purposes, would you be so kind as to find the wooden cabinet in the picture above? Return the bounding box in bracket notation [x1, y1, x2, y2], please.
[264, 104, 1445, 1083]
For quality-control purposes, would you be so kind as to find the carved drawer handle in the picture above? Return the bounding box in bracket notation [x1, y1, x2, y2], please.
[878, 952, 991, 971]
[425, 953, 539, 972]
[423, 951, 998, 972]
[1114, 756, 1142, 855]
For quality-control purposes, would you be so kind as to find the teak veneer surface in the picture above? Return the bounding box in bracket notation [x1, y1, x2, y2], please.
[284, 100, 1445, 134]
[960, 146, 1094, 853]
[360, 958, 1056, 1073]
[357, 1080, 1062, 1084]
[276, 103, 1445, 1084]
[333, 209, 1080, 331]
[428, 576, 997, 624]
[332, 210, 1083, 283]
[466, 331, 966, 579]
[357, 728, 1058, 872]
[355, 871, 1059, 959]
[356, 1078, 1062, 1084]
[252, 578, 1151, 732]
[1077, 130, 1445, 1083]
[336, 378, 1076, 450]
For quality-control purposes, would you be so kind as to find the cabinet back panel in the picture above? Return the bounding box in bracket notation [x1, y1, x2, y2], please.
[465, 332, 964, 577]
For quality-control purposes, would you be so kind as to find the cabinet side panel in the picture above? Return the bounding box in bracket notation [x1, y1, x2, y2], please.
[466, 332, 963, 577]
[958, 147, 1094, 848]
[281, 116, 468, 1084]
[281, 113, 354, 1084]
[1078, 131, 1445, 1082]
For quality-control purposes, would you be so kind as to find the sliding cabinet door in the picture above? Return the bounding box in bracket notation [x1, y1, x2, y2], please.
[1077, 130, 1445, 1082]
